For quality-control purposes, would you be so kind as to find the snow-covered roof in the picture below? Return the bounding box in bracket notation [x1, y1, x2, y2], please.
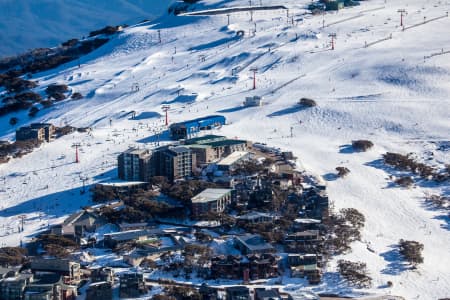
[218, 151, 250, 166]
[191, 188, 233, 203]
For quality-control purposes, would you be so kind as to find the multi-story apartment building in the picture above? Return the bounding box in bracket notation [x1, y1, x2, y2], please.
[117, 148, 151, 182]
[16, 123, 55, 143]
[152, 146, 194, 181]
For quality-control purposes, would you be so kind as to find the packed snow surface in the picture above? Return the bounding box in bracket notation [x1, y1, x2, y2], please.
[1, 0, 449, 299]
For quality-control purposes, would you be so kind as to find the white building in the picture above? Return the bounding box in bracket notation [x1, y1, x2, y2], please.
[191, 188, 233, 218]
[217, 151, 251, 171]
[244, 96, 263, 107]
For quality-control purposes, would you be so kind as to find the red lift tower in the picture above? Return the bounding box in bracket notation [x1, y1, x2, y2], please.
[72, 143, 81, 163]
[162, 105, 171, 126]
[250, 67, 258, 90]
[329, 33, 337, 50]
[397, 9, 407, 27]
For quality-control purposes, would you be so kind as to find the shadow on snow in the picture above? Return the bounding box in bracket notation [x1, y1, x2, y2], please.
[267, 105, 307, 117]
[136, 130, 172, 144]
[217, 106, 249, 113]
[380, 245, 411, 275]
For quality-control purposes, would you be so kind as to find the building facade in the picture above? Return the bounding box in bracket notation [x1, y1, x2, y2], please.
[30, 258, 81, 284]
[152, 146, 194, 181]
[16, 123, 55, 143]
[191, 188, 233, 218]
[243, 96, 263, 107]
[183, 135, 250, 166]
[119, 273, 147, 298]
[117, 148, 151, 182]
[86, 282, 113, 300]
[169, 115, 226, 140]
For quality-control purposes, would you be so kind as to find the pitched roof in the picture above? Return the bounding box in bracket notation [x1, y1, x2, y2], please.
[237, 211, 273, 221]
[191, 188, 232, 203]
[235, 234, 274, 252]
[218, 151, 250, 166]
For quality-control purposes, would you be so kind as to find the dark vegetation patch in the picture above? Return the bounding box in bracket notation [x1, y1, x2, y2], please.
[28, 106, 39, 117]
[399, 239, 424, 266]
[35, 234, 79, 258]
[93, 184, 186, 223]
[0, 25, 116, 117]
[299, 97, 317, 107]
[337, 260, 372, 288]
[425, 194, 449, 211]
[0, 125, 77, 164]
[325, 208, 365, 254]
[336, 166, 350, 177]
[383, 152, 449, 182]
[89, 26, 123, 37]
[71, 92, 83, 100]
[394, 176, 414, 188]
[352, 140, 374, 152]
[0, 91, 42, 116]
[0, 247, 28, 267]
[0, 140, 42, 162]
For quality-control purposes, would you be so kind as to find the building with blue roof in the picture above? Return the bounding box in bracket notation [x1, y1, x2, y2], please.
[169, 115, 226, 140]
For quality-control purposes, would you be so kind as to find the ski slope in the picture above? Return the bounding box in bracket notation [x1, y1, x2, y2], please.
[1, 0, 449, 298]
[0, 0, 175, 57]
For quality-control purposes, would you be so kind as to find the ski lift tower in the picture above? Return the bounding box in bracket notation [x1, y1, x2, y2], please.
[72, 143, 81, 163]
[80, 176, 88, 194]
[18, 215, 26, 232]
[397, 9, 407, 27]
[250, 67, 258, 90]
[329, 33, 337, 50]
[162, 105, 171, 126]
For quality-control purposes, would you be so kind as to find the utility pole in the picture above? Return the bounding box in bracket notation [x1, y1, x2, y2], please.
[290, 126, 294, 138]
[329, 33, 337, 50]
[323, 11, 326, 28]
[397, 9, 407, 27]
[161, 105, 170, 126]
[72, 143, 81, 163]
[227, 14, 230, 25]
[250, 67, 258, 90]
[158, 29, 161, 43]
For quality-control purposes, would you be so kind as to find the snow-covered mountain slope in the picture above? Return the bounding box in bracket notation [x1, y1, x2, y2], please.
[0, 0, 175, 57]
[1, 0, 449, 298]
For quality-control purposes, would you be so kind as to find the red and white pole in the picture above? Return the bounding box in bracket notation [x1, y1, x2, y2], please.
[329, 33, 336, 50]
[73, 143, 80, 163]
[162, 105, 170, 126]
